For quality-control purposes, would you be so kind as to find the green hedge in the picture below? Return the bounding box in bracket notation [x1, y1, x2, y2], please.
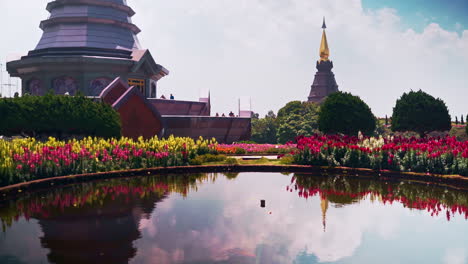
[0, 93, 121, 138]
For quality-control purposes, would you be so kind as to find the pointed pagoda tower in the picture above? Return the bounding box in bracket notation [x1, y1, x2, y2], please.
[7, 0, 168, 97]
[307, 17, 339, 103]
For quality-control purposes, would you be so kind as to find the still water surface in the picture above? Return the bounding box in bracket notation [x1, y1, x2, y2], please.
[0, 172, 468, 264]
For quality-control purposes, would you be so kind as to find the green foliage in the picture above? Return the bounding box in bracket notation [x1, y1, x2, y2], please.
[277, 101, 303, 124]
[223, 172, 240, 180]
[251, 110, 278, 143]
[235, 147, 247, 154]
[225, 157, 239, 165]
[188, 157, 203, 165]
[278, 155, 294, 165]
[318, 92, 376, 136]
[391, 90, 451, 137]
[0, 93, 121, 138]
[276, 101, 319, 143]
[189, 154, 227, 165]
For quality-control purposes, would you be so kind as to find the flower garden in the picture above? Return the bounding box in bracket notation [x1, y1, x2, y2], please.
[0, 136, 217, 186]
[1, 134, 468, 188]
[292, 134, 468, 176]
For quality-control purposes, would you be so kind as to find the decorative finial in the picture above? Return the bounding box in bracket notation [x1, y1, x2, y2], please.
[319, 17, 330, 61]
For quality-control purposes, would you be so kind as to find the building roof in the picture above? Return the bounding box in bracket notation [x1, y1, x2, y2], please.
[148, 98, 210, 116]
[32, 0, 142, 57]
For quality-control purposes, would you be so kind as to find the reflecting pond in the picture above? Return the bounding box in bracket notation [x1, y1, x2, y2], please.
[1, 172, 468, 264]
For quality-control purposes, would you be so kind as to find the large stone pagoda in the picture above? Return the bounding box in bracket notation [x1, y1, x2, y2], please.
[307, 18, 339, 103]
[5, 0, 252, 142]
[7, 0, 168, 97]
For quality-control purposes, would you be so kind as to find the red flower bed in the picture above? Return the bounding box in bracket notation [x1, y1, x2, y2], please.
[293, 134, 468, 176]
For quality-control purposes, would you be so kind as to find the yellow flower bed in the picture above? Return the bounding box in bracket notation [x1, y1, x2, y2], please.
[0, 136, 218, 187]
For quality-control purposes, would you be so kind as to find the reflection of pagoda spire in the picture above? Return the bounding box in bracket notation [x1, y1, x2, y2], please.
[320, 195, 329, 232]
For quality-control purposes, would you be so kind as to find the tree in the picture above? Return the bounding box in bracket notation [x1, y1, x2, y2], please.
[251, 110, 278, 143]
[276, 102, 319, 143]
[276, 101, 303, 125]
[318, 92, 376, 136]
[461, 115, 465, 125]
[455, 116, 459, 125]
[385, 115, 388, 126]
[391, 90, 451, 137]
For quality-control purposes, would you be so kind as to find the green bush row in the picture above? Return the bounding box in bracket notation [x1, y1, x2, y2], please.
[0, 93, 121, 138]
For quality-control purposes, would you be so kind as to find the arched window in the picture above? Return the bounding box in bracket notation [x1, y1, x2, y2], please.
[90, 77, 111, 96]
[27, 78, 43, 95]
[52, 76, 78, 95]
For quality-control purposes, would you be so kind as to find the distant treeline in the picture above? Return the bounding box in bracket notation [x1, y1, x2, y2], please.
[251, 90, 458, 143]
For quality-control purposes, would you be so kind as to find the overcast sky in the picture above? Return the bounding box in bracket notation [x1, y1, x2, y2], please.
[0, 0, 467, 118]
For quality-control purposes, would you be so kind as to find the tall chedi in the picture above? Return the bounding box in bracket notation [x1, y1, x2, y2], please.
[307, 17, 339, 103]
[7, 0, 168, 97]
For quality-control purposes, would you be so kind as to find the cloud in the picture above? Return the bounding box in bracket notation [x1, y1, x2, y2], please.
[131, 173, 402, 263]
[129, 0, 468, 117]
[443, 248, 467, 264]
[0, 0, 467, 117]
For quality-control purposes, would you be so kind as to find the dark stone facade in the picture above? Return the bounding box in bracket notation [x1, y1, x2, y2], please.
[307, 60, 339, 103]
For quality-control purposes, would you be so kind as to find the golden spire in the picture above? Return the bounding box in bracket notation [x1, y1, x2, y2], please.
[319, 17, 330, 61]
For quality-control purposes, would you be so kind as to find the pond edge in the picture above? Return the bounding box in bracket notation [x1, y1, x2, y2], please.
[1, 165, 468, 200]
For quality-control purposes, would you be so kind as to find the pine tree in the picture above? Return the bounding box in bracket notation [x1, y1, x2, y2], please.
[461, 115, 465, 125]
[455, 116, 459, 125]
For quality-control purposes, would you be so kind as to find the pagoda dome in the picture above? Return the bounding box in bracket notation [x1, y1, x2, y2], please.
[29, 0, 141, 58]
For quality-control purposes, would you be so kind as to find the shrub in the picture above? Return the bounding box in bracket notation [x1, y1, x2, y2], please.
[225, 158, 239, 165]
[189, 154, 227, 165]
[235, 147, 247, 154]
[188, 156, 204, 165]
[202, 154, 227, 162]
[279, 155, 294, 165]
[391, 90, 451, 137]
[318, 92, 376, 136]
